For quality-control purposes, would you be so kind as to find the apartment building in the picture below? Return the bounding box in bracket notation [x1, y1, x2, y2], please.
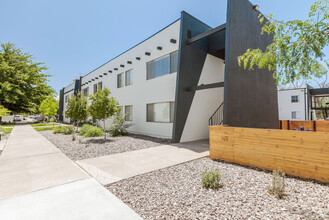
[59, 0, 279, 143]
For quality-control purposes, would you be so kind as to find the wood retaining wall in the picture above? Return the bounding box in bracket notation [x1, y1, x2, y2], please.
[209, 126, 329, 183]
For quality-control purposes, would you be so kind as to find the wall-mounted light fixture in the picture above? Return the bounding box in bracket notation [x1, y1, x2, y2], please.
[145, 52, 151, 56]
[127, 61, 132, 64]
[157, 46, 162, 50]
[170, 39, 176, 44]
[136, 57, 141, 60]
[253, 5, 259, 11]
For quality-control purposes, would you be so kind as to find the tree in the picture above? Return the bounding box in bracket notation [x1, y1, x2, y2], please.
[0, 42, 54, 113]
[88, 88, 119, 139]
[65, 93, 88, 132]
[238, 0, 329, 85]
[0, 105, 11, 123]
[39, 96, 58, 127]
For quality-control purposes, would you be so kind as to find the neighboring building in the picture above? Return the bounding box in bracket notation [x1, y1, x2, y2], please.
[59, 0, 279, 143]
[278, 88, 310, 121]
[278, 86, 329, 121]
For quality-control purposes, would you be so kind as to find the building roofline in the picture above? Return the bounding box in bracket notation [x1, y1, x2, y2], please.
[81, 18, 181, 79]
[278, 88, 306, 91]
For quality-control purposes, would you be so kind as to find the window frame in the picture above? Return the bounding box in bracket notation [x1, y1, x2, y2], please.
[98, 82, 103, 90]
[146, 101, 175, 123]
[93, 83, 98, 94]
[117, 73, 124, 88]
[82, 87, 89, 97]
[124, 105, 133, 121]
[125, 69, 133, 86]
[146, 51, 178, 80]
[291, 95, 299, 103]
[291, 111, 300, 119]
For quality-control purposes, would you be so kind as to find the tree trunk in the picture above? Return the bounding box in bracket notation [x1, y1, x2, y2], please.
[103, 119, 106, 139]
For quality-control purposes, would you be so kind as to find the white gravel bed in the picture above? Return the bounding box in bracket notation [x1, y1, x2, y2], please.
[39, 130, 171, 161]
[106, 158, 329, 220]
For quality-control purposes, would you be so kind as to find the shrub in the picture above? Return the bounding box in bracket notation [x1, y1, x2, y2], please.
[53, 126, 64, 134]
[108, 112, 132, 137]
[83, 126, 103, 138]
[53, 125, 74, 135]
[268, 168, 285, 199]
[201, 169, 223, 190]
[78, 124, 93, 136]
[49, 118, 55, 122]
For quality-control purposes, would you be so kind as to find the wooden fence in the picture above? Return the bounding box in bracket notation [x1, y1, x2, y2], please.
[209, 126, 329, 183]
[280, 120, 329, 132]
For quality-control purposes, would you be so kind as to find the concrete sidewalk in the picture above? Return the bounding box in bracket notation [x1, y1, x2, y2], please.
[0, 125, 141, 219]
[77, 140, 209, 185]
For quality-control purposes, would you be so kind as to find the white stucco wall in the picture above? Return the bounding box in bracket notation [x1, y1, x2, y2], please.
[63, 82, 76, 123]
[180, 54, 225, 142]
[278, 88, 308, 120]
[79, 20, 180, 138]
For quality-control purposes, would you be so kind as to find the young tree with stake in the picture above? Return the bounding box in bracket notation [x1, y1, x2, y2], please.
[88, 88, 119, 139]
[65, 93, 88, 132]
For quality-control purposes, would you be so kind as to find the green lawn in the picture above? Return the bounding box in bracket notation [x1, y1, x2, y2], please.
[31, 123, 60, 127]
[33, 126, 55, 131]
[1, 124, 15, 127]
[0, 127, 13, 135]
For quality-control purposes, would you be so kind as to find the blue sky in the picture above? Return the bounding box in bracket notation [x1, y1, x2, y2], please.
[0, 0, 315, 93]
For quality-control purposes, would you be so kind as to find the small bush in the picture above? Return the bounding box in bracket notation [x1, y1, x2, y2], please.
[72, 134, 76, 141]
[49, 118, 55, 122]
[201, 169, 223, 190]
[268, 168, 285, 199]
[53, 126, 64, 134]
[53, 126, 74, 135]
[78, 124, 93, 136]
[83, 126, 103, 138]
[108, 112, 132, 136]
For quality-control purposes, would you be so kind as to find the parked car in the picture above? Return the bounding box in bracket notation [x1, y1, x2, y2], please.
[13, 115, 22, 122]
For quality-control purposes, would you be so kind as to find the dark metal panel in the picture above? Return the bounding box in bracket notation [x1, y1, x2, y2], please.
[58, 88, 64, 122]
[223, 0, 278, 129]
[74, 79, 81, 96]
[172, 11, 212, 143]
[309, 88, 329, 96]
[186, 82, 224, 91]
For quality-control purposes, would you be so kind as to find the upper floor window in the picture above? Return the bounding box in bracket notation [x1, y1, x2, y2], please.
[147, 51, 178, 80]
[98, 82, 103, 90]
[125, 69, 133, 86]
[125, 105, 133, 121]
[82, 88, 89, 97]
[291, 95, 299, 103]
[65, 95, 69, 103]
[117, 73, 124, 88]
[93, 84, 98, 94]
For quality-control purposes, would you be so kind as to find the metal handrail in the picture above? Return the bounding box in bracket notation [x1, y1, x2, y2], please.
[209, 102, 224, 126]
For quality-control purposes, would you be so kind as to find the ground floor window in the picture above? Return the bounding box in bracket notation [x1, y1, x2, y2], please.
[125, 105, 133, 121]
[147, 102, 174, 123]
[291, 111, 301, 119]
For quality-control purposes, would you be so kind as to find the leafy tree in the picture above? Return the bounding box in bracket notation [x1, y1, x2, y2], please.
[0, 105, 11, 122]
[39, 96, 58, 126]
[65, 93, 88, 132]
[0, 42, 53, 113]
[238, 0, 329, 85]
[108, 111, 132, 136]
[88, 88, 119, 139]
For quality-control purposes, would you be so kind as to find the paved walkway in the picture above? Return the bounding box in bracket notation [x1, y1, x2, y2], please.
[0, 125, 141, 219]
[77, 140, 209, 185]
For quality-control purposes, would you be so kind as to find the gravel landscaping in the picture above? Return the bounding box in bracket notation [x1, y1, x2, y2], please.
[106, 158, 329, 220]
[39, 130, 171, 161]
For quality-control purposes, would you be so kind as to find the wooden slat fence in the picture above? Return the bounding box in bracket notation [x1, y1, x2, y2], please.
[279, 120, 329, 132]
[210, 126, 329, 183]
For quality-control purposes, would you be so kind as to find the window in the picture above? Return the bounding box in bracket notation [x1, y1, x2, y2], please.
[82, 88, 89, 97]
[125, 69, 133, 86]
[125, 105, 133, 121]
[291, 95, 299, 103]
[65, 95, 69, 103]
[147, 51, 178, 80]
[291, 111, 300, 119]
[98, 82, 103, 90]
[117, 73, 124, 88]
[93, 84, 98, 94]
[147, 102, 175, 123]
